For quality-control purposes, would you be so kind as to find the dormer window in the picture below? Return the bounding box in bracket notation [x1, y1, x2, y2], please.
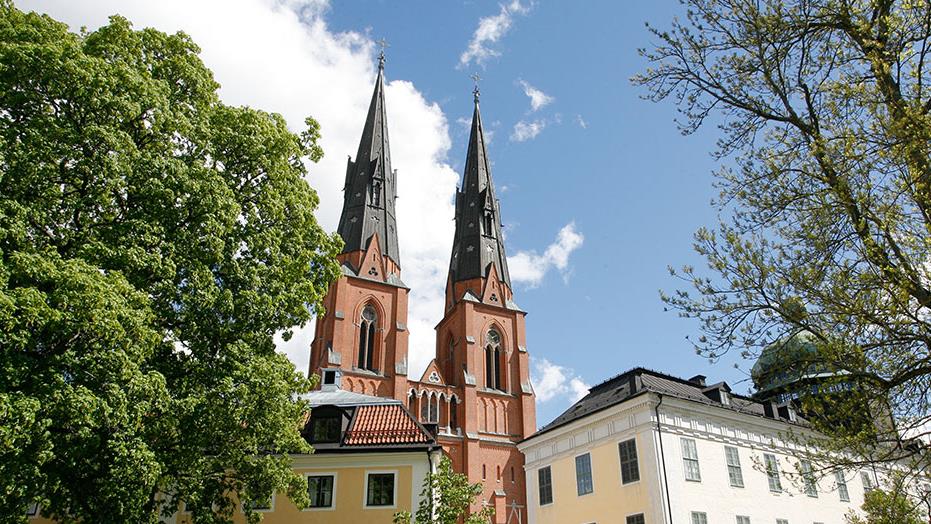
[483, 211, 493, 235]
[311, 415, 341, 443]
[720, 391, 730, 406]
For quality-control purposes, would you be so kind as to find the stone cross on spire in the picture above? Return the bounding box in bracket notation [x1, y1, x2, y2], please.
[470, 72, 481, 103]
[376, 38, 389, 69]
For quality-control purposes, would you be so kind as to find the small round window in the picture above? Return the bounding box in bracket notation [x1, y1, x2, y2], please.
[487, 329, 500, 345]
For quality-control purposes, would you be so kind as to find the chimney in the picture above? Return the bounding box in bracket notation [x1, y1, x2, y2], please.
[320, 368, 342, 392]
[688, 374, 707, 387]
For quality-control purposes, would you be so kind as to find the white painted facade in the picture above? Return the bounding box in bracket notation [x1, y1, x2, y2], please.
[520, 390, 874, 524]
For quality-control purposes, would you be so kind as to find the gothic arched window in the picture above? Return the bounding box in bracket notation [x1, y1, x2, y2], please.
[450, 397, 458, 430]
[357, 305, 377, 372]
[485, 329, 501, 390]
[420, 393, 431, 421]
[446, 337, 455, 386]
[429, 395, 439, 423]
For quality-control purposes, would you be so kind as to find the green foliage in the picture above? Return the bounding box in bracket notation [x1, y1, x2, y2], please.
[635, 0, 931, 475]
[0, 2, 341, 522]
[846, 473, 928, 524]
[393, 456, 494, 524]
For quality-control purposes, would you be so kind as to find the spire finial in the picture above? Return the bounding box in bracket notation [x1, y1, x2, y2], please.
[376, 38, 389, 70]
[470, 73, 482, 103]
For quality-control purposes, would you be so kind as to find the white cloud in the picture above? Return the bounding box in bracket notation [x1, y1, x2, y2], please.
[532, 358, 589, 403]
[518, 79, 553, 112]
[458, 0, 531, 68]
[510, 118, 546, 142]
[508, 222, 584, 287]
[576, 114, 587, 129]
[25, 0, 458, 379]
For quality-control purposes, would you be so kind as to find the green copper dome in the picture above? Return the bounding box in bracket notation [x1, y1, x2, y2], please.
[751, 331, 841, 397]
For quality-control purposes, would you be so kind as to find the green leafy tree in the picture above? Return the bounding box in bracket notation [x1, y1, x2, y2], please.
[634, 0, 931, 475]
[0, 2, 341, 522]
[846, 473, 928, 524]
[393, 456, 494, 524]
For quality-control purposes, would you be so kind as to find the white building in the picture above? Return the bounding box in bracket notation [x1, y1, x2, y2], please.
[518, 368, 877, 524]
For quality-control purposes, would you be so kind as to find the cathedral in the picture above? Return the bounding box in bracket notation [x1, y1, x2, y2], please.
[308, 54, 536, 523]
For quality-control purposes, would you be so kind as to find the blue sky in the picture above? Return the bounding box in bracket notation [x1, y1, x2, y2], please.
[22, 0, 748, 427]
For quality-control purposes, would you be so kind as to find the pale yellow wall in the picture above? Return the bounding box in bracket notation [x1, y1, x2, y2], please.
[174, 465, 413, 524]
[532, 432, 653, 524]
[28, 453, 427, 524]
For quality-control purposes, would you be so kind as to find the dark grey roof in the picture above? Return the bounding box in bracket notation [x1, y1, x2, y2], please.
[448, 98, 510, 288]
[529, 367, 802, 441]
[336, 60, 401, 267]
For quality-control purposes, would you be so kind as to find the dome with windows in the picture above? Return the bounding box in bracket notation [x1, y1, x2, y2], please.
[751, 330, 846, 401]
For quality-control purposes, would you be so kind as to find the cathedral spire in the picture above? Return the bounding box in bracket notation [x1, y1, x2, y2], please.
[336, 53, 400, 268]
[448, 92, 511, 292]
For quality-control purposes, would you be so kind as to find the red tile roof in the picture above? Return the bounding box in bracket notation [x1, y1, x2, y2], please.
[344, 404, 432, 446]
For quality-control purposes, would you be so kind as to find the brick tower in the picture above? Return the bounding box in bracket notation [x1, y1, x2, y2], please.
[309, 60, 535, 524]
[308, 52, 410, 402]
[430, 86, 536, 523]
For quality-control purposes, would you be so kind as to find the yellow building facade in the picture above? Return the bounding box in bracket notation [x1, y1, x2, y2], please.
[28, 382, 441, 524]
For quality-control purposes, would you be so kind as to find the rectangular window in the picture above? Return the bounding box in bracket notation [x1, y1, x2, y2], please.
[835, 470, 850, 501]
[800, 460, 817, 497]
[242, 495, 273, 512]
[627, 514, 646, 524]
[724, 446, 744, 487]
[764, 453, 782, 492]
[538, 466, 553, 505]
[681, 438, 701, 481]
[307, 475, 335, 508]
[691, 511, 708, 524]
[861, 471, 875, 494]
[736, 516, 751, 524]
[26, 503, 39, 517]
[575, 453, 594, 495]
[619, 439, 640, 484]
[366, 473, 395, 507]
[776, 520, 789, 524]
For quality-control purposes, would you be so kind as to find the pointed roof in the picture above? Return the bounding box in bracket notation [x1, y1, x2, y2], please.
[448, 94, 511, 287]
[336, 57, 401, 267]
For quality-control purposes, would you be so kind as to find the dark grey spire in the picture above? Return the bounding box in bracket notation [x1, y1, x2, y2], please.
[448, 95, 511, 288]
[336, 56, 400, 267]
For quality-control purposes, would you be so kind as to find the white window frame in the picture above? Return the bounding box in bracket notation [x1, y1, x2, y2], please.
[691, 511, 709, 524]
[537, 465, 554, 506]
[363, 470, 398, 510]
[861, 471, 876, 494]
[625, 513, 646, 524]
[764, 453, 783, 493]
[574, 452, 595, 496]
[303, 471, 338, 512]
[835, 470, 850, 502]
[776, 519, 789, 524]
[681, 438, 702, 482]
[724, 445, 744, 488]
[736, 516, 751, 524]
[618, 438, 640, 485]
[800, 460, 818, 498]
